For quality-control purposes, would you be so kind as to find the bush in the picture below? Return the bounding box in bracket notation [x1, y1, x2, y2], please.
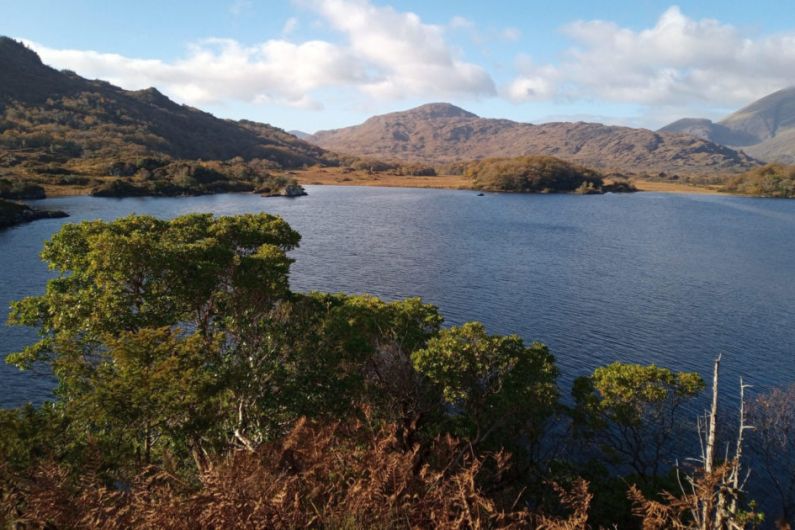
[723, 163, 795, 197]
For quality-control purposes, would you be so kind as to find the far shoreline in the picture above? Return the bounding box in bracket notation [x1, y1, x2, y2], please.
[294, 167, 729, 196]
[33, 168, 729, 198]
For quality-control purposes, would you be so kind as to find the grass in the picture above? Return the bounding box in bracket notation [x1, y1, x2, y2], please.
[631, 179, 726, 195]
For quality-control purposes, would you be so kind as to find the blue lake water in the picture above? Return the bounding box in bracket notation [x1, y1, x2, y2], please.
[1, 186, 794, 409]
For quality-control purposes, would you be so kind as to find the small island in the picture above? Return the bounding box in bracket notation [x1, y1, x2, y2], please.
[465, 155, 637, 194]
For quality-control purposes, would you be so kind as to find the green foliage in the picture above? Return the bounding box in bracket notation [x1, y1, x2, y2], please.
[6, 213, 302, 469]
[0, 404, 71, 471]
[723, 163, 795, 197]
[466, 155, 605, 193]
[315, 294, 444, 430]
[412, 322, 559, 452]
[3, 213, 447, 473]
[572, 362, 704, 479]
[0, 179, 45, 199]
[71, 328, 226, 467]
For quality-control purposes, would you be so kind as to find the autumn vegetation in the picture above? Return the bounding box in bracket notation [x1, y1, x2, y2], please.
[722, 164, 795, 197]
[466, 156, 637, 194]
[0, 37, 330, 199]
[1, 213, 792, 529]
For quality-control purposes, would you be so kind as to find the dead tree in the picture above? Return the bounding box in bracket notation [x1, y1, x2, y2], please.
[631, 355, 758, 530]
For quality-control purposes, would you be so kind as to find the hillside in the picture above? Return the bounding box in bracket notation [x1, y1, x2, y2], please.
[660, 87, 795, 163]
[308, 103, 758, 176]
[0, 37, 333, 192]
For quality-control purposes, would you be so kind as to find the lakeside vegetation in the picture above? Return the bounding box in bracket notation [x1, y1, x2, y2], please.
[722, 163, 795, 197]
[1, 214, 793, 529]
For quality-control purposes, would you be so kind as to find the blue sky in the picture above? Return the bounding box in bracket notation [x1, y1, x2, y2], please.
[4, 0, 795, 132]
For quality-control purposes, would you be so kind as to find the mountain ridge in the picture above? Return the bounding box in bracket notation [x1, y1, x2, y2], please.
[0, 36, 333, 179]
[660, 86, 795, 163]
[309, 104, 759, 176]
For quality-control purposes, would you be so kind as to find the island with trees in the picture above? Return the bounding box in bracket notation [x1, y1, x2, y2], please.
[466, 155, 637, 194]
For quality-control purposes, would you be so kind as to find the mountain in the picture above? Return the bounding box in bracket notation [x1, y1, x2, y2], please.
[288, 130, 312, 140]
[657, 118, 758, 146]
[660, 87, 795, 163]
[0, 36, 332, 182]
[309, 103, 758, 176]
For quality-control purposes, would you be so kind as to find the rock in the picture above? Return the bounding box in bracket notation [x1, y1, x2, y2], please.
[0, 198, 67, 229]
[257, 181, 307, 197]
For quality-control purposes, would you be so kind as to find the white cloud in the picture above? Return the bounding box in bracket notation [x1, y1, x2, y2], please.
[25, 0, 494, 110]
[282, 17, 299, 35]
[21, 3, 795, 124]
[28, 37, 363, 109]
[507, 6, 795, 113]
[307, 0, 495, 99]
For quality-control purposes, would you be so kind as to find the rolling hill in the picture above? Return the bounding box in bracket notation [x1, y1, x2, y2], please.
[308, 103, 759, 176]
[0, 36, 333, 185]
[660, 87, 795, 163]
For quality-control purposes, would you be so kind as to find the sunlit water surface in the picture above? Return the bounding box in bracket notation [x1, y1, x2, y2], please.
[1, 186, 794, 411]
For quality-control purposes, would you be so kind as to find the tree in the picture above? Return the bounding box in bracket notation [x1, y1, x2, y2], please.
[629, 357, 762, 530]
[276, 294, 446, 445]
[7, 213, 301, 470]
[6, 213, 446, 468]
[747, 384, 795, 527]
[411, 322, 559, 457]
[219, 292, 439, 449]
[572, 362, 704, 481]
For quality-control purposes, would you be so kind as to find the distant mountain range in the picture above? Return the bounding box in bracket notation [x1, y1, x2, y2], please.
[307, 103, 758, 176]
[4, 34, 789, 182]
[660, 87, 795, 164]
[0, 36, 332, 180]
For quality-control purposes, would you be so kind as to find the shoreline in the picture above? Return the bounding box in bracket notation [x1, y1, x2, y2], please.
[33, 169, 729, 198]
[292, 167, 729, 195]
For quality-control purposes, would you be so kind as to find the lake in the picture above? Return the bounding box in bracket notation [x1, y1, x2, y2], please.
[1, 186, 794, 409]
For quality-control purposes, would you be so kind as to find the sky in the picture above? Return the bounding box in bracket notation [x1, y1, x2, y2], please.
[3, 0, 795, 133]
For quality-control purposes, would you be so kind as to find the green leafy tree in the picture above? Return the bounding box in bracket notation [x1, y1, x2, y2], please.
[315, 294, 444, 443]
[572, 362, 705, 480]
[6, 213, 444, 469]
[7, 213, 301, 470]
[411, 322, 559, 458]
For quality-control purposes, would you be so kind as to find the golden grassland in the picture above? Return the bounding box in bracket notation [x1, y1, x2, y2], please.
[630, 179, 727, 195]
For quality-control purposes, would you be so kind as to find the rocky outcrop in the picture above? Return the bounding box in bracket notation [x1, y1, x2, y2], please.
[0, 198, 67, 229]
